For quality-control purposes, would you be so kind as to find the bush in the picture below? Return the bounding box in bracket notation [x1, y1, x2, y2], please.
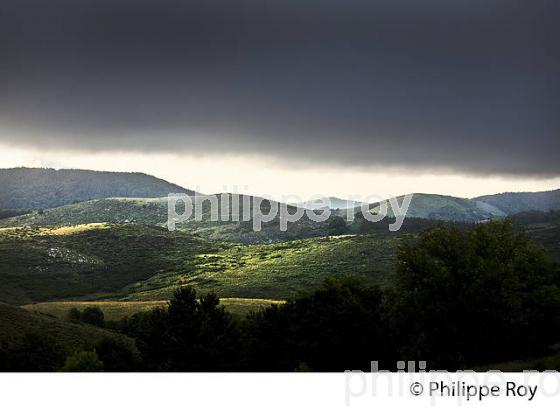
[81, 307, 105, 327]
[62, 351, 104, 372]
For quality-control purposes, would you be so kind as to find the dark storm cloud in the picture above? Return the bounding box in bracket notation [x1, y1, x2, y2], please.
[0, 0, 559, 175]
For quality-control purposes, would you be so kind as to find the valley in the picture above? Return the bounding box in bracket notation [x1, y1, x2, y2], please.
[1, 168, 560, 372]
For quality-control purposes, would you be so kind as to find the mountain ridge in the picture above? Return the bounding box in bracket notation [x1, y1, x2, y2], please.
[473, 188, 560, 214]
[1, 167, 559, 228]
[0, 167, 196, 209]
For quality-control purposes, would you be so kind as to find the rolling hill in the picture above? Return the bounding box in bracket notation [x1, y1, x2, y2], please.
[354, 193, 506, 222]
[1, 167, 557, 229]
[347, 189, 560, 223]
[0, 195, 340, 243]
[0, 223, 399, 304]
[0, 167, 196, 209]
[2, 190, 559, 245]
[474, 189, 560, 215]
[0, 223, 220, 304]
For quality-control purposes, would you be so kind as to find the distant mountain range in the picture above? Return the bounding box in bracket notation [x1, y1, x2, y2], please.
[0, 167, 195, 209]
[1, 167, 559, 226]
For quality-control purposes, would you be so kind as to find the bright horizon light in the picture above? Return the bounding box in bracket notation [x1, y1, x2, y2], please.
[1, 143, 559, 202]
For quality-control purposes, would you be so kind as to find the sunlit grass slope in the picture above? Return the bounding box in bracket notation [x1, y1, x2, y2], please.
[0, 223, 399, 304]
[22, 298, 285, 321]
[0, 196, 337, 244]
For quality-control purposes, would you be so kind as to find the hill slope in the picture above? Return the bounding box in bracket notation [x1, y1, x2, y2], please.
[0, 303, 135, 355]
[0, 224, 220, 304]
[0, 223, 399, 304]
[474, 189, 560, 215]
[356, 193, 506, 222]
[0, 167, 195, 209]
[0, 195, 340, 243]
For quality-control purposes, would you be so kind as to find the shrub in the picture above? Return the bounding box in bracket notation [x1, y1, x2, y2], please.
[81, 307, 105, 327]
[62, 351, 104, 372]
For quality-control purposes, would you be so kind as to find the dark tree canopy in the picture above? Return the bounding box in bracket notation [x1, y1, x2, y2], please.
[81, 307, 105, 328]
[388, 220, 560, 368]
[125, 287, 241, 371]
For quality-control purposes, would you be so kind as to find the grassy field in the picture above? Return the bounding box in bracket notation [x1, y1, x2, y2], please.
[22, 298, 285, 321]
[22, 301, 167, 321]
[0, 223, 401, 304]
[0, 303, 136, 354]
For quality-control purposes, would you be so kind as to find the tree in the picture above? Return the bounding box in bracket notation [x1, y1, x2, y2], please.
[122, 307, 169, 370]
[242, 277, 394, 371]
[387, 220, 560, 369]
[3, 332, 66, 371]
[81, 307, 105, 327]
[94, 338, 138, 372]
[62, 351, 104, 372]
[126, 287, 241, 371]
[328, 216, 348, 235]
[164, 287, 241, 371]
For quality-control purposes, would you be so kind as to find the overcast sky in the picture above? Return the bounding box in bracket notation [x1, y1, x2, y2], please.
[1, 0, 559, 197]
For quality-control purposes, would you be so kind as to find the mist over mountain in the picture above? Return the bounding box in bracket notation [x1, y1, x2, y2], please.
[0, 168, 195, 210]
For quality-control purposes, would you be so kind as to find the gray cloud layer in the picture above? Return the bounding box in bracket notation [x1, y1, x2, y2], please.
[0, 0, 558, 175]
